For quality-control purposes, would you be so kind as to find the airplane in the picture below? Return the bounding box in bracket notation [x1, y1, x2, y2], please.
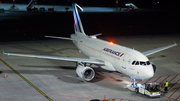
[3, 3, 177, 88]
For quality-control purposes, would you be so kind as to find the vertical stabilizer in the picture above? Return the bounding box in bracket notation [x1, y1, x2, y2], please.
[72, 3, 86, 35]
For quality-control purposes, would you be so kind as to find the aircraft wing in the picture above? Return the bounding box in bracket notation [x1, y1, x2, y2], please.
[142, 42, 177, 56]
[3, 51, 105, 65]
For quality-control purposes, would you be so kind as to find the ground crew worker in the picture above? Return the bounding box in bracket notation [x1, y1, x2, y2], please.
[164, 80, 169, 93]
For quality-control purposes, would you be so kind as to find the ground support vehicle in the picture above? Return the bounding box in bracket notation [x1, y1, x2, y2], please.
[126, 82, 161, 97]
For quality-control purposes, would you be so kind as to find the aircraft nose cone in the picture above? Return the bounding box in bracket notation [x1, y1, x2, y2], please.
[146, 70, 154, 78]
[146, 65, 154, 78]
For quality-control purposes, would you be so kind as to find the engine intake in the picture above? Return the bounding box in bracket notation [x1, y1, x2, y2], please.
[76, 65, 95, 81]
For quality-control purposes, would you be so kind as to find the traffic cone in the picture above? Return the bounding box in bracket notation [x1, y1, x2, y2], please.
[104, 95, 106, 101]
[4, 73, 7, 78]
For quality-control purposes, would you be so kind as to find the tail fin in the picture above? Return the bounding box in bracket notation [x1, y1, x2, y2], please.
[72, 3, 86, 35]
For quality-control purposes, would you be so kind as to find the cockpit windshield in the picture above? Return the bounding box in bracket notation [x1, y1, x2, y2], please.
[140, 62, 146, 66]
[132, 61, 151, 66]
[135, 61, 139, 65]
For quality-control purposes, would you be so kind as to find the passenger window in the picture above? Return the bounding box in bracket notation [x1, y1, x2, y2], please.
[132, 61, 136, 65]
[135, 61, 139, 65]
[146, 61, 150, 65]
[140, 62, 146, 66]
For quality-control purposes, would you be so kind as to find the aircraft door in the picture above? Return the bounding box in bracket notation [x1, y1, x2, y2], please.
[122, 54, 129, 73]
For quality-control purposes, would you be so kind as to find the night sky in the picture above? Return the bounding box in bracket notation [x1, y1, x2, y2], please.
[0, 0, 179, 8]
[0, 0, 180, 42]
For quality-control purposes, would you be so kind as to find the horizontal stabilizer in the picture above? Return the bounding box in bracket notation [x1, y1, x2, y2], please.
[45, 36, 74, 40]
[89, 33, 102, 38]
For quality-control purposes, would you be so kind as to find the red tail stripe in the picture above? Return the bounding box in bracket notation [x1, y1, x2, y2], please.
[73, 16, 77, 31]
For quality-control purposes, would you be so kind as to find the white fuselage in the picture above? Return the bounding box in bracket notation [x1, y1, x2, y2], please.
[71, 34, 154, 80]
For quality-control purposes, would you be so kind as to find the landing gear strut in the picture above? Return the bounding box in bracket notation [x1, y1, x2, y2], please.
[132, 78, 136, 88]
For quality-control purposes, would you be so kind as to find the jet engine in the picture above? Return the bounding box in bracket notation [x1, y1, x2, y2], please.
[151, 62, 157, 74]
[76, 65, 95, 81]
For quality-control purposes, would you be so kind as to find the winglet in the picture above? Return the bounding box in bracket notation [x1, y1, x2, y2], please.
[2, 50, 9, 56]
[174, 41, 177, 46]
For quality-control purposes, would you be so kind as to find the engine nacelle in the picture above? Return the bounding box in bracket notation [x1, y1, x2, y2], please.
[151, 62, 157, 74]
[76, 65, 95, 81]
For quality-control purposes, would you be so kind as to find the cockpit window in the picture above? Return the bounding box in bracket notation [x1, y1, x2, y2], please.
[135, 61, 139, 65]
[146, 61, 150, 65]
[132, 61, 136, 65]
[140, 62, 146, 66]
[132, 61, 151, 66]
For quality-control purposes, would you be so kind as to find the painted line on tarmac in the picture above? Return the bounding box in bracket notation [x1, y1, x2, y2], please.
[110, 77, 118, 81]
[168, 79, 180, 91]
[153, 76, 162, 82]
[51, 48, 55, 51]
[168, 74, 179, 83]
[136, 80, 142, 84]
[168, 84, 180, 98]
[0, 58, 53, 101]
[160, 75, 171, 84]
[0, 87, 137, 101]
[176, 95, 180, 101]
[99, 71, 104, 74]
[39, 42, 64, 55]
[58, 52, 63, 54]
[38, 42, 65, 55]
[142, 77, 153, 85]
[45, 45, 48, 47]
[0, 87, 93, 100]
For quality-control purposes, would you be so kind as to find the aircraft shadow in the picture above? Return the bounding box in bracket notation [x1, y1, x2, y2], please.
[2, 65, 130, 91]
[7, 65, 106, 83]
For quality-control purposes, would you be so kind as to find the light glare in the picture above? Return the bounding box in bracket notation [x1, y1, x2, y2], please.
[109, 42, 113, 45]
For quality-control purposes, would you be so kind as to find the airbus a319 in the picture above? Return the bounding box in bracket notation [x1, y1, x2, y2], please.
[3, 3, 177, 87]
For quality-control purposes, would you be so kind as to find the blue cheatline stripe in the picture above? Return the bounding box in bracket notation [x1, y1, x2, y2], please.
[73, 5, 82, 33]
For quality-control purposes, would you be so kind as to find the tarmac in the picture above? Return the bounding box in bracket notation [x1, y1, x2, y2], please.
[0, 35, 180, 101]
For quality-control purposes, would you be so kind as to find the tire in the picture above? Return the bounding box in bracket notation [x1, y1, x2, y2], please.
[135, 88, 139, 94]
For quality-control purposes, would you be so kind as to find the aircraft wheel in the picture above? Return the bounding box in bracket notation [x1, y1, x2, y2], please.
[135, 88, 139, 94]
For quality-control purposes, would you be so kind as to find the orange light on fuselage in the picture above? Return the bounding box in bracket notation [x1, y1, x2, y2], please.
[109, 41, 114, 45]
